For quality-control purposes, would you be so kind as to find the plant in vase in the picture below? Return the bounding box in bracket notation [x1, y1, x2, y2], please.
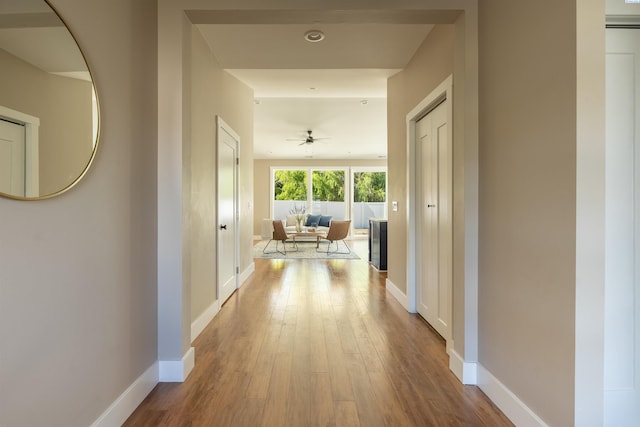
[290, 204, 306, 232]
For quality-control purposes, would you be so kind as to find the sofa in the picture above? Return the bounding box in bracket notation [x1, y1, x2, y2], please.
[283, 213, 333, 234]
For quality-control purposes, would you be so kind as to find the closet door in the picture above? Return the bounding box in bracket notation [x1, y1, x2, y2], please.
[416, 101, 452, 342]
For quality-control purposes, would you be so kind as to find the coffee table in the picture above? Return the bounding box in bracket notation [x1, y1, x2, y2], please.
[291, 230, 327, 248]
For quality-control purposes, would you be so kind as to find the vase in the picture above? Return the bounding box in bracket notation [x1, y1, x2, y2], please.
[296, 218, 304, 232]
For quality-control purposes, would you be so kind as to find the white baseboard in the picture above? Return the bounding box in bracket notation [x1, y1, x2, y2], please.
[385, 278, 409, 310]
[477, 363, 548, 427]
[191, 300, 221, 343]
[90, 362, 158, 427]
[253, 234, 263, 240]
[240, 262, 255, 287]
[159, 347, 195, 382]
[449, 349, 477, 385]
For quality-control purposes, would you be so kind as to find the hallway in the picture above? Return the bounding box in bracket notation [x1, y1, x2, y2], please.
[125, 241, 512, 426]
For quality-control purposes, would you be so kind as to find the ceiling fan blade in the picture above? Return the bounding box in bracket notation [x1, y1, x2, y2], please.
[286, 138, 305, 141]
[298, 141, 306, 146]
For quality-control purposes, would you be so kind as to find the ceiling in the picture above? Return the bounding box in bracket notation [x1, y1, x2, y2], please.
[196, 22, 434, 159]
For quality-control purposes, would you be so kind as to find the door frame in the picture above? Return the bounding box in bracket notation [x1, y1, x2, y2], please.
[0, 105, 39, 197]
[216, 116, 239, 303]
[406, 75, 453, 346]
[604, 25, 640, 425]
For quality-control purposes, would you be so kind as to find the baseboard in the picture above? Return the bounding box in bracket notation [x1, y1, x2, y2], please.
[477, 364, 548, 427]
[240, 262, 255, 287]
[385, 278, 409, 310]
[253, 234, 262, 240]
[449, 349, 477, 385]
[191, 300, 221, 343]
[90, 362, 158, 427]
[159, 347, 195, 382]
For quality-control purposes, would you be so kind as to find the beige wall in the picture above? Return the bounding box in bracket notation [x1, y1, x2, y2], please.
[189, 27, 254, 323]
[0, 48, 93, 196]
[386, 25, 455, 293]
[477, 1, 578, 425]
[253, 158, 386, 235]
[0, 0, 158, 425]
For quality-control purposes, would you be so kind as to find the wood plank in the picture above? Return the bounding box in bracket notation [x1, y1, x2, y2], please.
[335, 401, 360, 427]
[261, 352, 292, 426]
[344, 352, 385, 427]
[310, 373, 336, 427]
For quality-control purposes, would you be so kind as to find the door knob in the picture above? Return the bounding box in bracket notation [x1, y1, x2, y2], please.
[220, 224, 227, 230]
[427, 204, 436, 208]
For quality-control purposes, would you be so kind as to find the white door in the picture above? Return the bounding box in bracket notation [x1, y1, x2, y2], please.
[0, 118, 26, 196]
[416, 101, 452, 341]
[604, 28, 640, 426]
[217, 117, 239, 305]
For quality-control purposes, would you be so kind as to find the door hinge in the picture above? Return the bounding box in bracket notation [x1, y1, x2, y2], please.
[236, 266, 239, 274]
[236, 158, 239, 165]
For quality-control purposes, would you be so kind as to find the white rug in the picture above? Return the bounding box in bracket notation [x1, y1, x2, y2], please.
[254, 239, 360, 260]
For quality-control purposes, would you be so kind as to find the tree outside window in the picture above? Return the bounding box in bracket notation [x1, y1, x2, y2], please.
[312, 170, 345, 201]
[354, 172, 386, 202]
[274, 170, 307, 200]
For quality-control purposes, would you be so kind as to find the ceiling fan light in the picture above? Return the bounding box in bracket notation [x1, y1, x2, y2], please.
[304, 30, 325, 43]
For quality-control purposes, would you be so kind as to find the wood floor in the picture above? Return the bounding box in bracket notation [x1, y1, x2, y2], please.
[125, 240, 512, 427]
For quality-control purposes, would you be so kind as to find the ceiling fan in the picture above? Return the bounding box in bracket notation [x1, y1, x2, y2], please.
[286, 130, 330, 146]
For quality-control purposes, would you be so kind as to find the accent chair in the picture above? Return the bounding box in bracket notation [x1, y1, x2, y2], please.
[318, 220, 351, 254]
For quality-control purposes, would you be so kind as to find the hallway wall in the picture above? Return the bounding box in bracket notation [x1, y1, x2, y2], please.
[189, 26, 254, 325]
[477, 1, 600, 425]
[0, 0, 158, 425]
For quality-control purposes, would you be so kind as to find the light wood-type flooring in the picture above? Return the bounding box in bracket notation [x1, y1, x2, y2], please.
[125, 240, 513, 426]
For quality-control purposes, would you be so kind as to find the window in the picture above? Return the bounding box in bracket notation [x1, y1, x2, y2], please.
[272, 167, 347, 220]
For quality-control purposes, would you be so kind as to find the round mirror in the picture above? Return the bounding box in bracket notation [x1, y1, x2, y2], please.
[0, 0, 99, 200]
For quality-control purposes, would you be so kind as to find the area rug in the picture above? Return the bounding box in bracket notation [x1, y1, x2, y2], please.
[254, 240, 360, 260]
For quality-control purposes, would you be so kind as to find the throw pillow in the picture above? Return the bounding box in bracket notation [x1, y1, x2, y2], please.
[318, 215, 332, 227]
[285, 215, 297, 226]
[305, 214, 322, 227]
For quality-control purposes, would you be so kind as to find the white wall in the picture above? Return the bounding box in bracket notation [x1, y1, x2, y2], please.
[0, 0, 158, 425]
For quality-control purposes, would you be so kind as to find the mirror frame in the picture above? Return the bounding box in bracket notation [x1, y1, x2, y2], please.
[0, 0, 100, 201]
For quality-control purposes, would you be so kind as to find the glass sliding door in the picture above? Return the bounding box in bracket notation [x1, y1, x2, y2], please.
[311, 168, 348, 220]
[351, 168, 387, 235]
